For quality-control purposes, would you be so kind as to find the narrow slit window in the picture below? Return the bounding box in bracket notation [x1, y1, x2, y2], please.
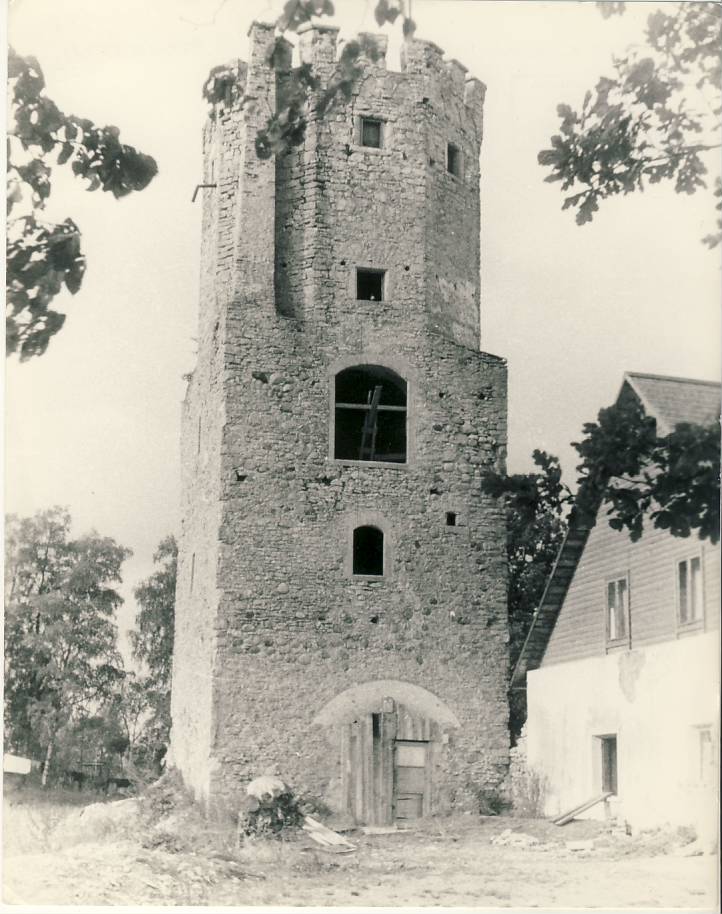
[606, 577, 628, 642]
[357, 269, 385, 301]
[447, 143, 461, 177]
[353, 525, 384, 576]
[361, 117, 383, 149]
[335, 364, 407, 463]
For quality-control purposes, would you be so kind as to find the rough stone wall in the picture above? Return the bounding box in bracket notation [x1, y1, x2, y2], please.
[273, 26, 485, 348]
[171, 21, 510, 815]
[169, 58, 249, 800]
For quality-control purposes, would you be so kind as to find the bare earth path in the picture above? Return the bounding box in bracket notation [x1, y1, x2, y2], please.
[3, 795, 718, 908]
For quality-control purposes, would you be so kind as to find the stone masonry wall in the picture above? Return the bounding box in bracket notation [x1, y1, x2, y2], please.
[171, 22, 510, 816]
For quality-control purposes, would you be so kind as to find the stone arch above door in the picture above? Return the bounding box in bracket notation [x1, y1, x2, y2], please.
[312, 680, 461, 730]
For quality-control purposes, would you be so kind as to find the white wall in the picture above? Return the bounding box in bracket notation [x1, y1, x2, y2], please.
[526, 632, 719, 836]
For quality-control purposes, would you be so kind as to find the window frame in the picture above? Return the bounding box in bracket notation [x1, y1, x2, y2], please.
[694, 724, 715, 786]
[330, 359, 412, 468]
[599, 734, 618, 795]
[360, 117, 384, 149]
[676, 553, 705, 631]
[353, 115, 390, 154]
[605, 574, 630, 648]
[356, 267, 386, 302]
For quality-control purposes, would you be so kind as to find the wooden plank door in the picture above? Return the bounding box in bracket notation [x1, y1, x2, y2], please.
[393, 740, 429, 821]
[341, 711, 396, 825]
[341, 702, 398, 825]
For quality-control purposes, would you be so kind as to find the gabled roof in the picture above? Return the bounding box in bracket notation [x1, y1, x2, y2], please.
[624, 372, 720, 436]
[510, 372, 720, 691]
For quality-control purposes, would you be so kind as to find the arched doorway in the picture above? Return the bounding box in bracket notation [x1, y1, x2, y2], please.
[313, 681, 460, 825]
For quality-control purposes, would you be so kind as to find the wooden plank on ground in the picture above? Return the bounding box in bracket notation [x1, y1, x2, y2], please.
[552, 791, 613, 826]
[302, 816, 356, 851]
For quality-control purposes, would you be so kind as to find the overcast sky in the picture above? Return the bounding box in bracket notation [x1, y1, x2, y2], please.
[6, 0, 721, 657]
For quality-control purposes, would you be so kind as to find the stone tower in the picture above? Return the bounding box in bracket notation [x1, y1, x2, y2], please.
[171, 21, 509, 824]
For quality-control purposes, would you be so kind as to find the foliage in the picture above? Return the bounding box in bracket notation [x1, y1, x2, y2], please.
[130, 536, 177, 688]
[7, 48, 158, 360]
[483, 451, 570, 668]
[482, 452, 570, 739]
[130, 535, 178, 768]
[573, 396, 720, 544]
[475, 786, 510, 817]
[202, 0, 415, 159]
[4, 507, 131, 780]
[538, 2, 721, 245]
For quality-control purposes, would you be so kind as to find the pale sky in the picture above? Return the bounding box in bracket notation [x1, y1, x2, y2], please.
[6, 0, 721, 658]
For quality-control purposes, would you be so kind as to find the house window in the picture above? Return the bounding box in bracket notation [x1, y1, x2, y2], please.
[353, 525, 384, 576]
[357, 268, 385, 301]
[447, 143, 461, 177]
[677, 556, 703, 625]
[606, 577, 628, 643]
[361, 117, 383, 149]
[696, 726, 715, 785]
[601, 735, 618, 795]
[334, 365, 407, 463]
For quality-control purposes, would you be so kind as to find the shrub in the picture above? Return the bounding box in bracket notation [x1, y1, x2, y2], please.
[238, 775, 305, 840]
[476, 787, 510, 816]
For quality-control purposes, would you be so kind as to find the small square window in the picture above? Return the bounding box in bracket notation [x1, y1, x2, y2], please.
[356, 268, 385, 301]
[447, 143, 461, 177]
[361, 118, 383, 149]
[446, 512, 457, 527]
[677, 556, 703, 625]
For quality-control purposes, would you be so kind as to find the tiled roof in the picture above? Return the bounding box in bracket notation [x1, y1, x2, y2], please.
[624, 372, 720, 435]
[510, 372, 720, 692]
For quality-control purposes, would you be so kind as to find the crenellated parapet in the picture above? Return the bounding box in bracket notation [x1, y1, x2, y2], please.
[205, 23, 485, 139]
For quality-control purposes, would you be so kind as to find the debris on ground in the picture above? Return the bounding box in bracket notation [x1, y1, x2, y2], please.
[3, 792, 718, 909]
[490, 828, 539, 848]
[565, 839, 595, 852]
[361, 825, 412, 835]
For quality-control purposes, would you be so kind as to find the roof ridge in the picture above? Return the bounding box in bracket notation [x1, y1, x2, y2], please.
[624, 371, 721, 389]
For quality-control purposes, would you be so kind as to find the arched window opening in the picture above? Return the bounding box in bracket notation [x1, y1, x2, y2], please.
[335, 365, 407, 463]
[353, 526, 384, 576]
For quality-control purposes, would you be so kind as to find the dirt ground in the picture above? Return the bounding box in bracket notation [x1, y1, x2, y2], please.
[2, 787, 719, 909]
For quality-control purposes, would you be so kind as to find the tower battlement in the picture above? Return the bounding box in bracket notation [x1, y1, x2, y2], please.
[211, 22, 485, 136]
